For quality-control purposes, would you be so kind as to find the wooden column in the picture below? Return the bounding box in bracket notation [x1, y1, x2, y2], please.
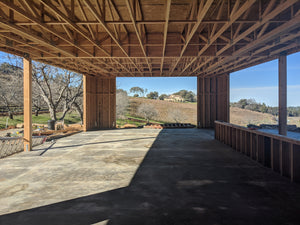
[83, 75, 116, 131]
[279, 54, 287, 136]
[83, 75, 89, 132]
[197, 73, 229, 128]
[23, 58, 32, 151]
[197, 76, 203, 128]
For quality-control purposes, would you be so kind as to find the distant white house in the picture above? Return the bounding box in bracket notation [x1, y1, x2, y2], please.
[164, 94, 185, 102]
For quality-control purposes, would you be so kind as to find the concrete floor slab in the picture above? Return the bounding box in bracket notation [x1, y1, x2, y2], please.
[0, 128, 300, 225]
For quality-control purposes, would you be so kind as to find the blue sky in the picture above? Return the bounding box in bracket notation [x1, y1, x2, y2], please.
[0, 51, 299, 106]
[118, 52, 300, 106]
[230, 52, 300, 106]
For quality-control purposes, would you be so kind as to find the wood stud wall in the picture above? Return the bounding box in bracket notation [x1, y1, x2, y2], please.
[215, 121, 300, 183]
[83, 75, 116, 131]
[197, 73, 229, 128]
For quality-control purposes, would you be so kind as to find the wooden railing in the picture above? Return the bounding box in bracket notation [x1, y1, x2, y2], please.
[215, 121, 300, 183]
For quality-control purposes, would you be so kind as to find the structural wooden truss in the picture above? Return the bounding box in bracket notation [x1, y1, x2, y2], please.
[0, 0, 299, 77]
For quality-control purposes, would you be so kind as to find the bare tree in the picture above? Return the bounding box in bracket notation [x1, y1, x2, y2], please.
[72, 100, 83, 124]
[168, 109, 187, 123]
[137, 103, 158, 123]
[32, 63, 82, 121]
[116, 89, 129, 119]
[59, 74, 83, 121]
[32, 82, 45, 117]
[0, 64, 23, 119]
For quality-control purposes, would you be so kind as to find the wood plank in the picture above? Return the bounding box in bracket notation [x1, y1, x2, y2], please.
[160, 0, 171, 75]
[169, 0, 214, 74]
[280, 141, 283, 175]
[125, 0, 151, 75]
[279, 54, 287, 136]
[180, 0, 256, 75]
[23, 57, 32, 151]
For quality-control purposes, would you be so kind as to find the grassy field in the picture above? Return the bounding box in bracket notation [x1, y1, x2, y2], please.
[2, 98, 300, 129]
[0, 112, 81, 129]
[117, 115, 163, 127]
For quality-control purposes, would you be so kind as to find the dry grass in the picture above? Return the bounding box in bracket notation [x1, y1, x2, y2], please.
[230, 107, 300, 127]
[128, 97, 300, 127]
[129, 97, 197, 124]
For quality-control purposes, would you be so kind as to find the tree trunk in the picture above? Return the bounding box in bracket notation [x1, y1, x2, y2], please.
[35, 109, 39, 117]
[49, 108, 57, 121]
[73, 102, 83, 124]
[8, 111, 13, 120]
[59, 107, 69, 121]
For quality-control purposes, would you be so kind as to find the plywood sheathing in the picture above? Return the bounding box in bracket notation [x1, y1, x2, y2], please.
[197, 74, 229, 128]
[83, 75, 116, 131]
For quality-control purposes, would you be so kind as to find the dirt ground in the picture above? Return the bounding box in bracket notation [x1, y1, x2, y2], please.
[0, 124, 83, 138]
[130, 98, 300, 127]
[129, 97, 197, 124]
[230, 107, 300, 127]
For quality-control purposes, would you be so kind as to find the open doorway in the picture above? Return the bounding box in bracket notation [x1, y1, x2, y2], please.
[116, 77, 197, 128]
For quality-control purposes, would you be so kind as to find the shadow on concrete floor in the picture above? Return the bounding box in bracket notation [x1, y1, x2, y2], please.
[1, 129, 300, 225]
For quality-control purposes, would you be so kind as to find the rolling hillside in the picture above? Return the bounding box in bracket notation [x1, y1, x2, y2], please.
[128, 97, 300, 127]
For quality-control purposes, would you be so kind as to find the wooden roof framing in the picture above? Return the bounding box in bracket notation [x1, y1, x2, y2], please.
[0, 0, 299, 77]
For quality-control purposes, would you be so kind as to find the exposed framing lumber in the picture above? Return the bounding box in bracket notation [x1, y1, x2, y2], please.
[0, 0, 297, 77]
[169, 0, 214, 75]
[39, 0, 134, 76]
[78, 0, 96, 40]
[199, 9, 300, 77]
[83, 0, 143, 75]
[14, 19, 292, 26]
[23, 57, 32, 152]
[180, 0, 256, 75]
[215, 0, 297, 57]
[215, 120, 300, 183]
[279, 54, 287, 136]
[125, 0, 152, 75]
[160, 0, 171, 75]
[0, 0, 112, 76]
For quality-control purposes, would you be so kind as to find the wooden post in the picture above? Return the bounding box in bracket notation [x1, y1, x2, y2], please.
[83, 75, 88, 132]
[279, 54, 287, 136]
[226, 73, 230, 123]
[197, 76, 201, 128]
[23, 57, 32, 151]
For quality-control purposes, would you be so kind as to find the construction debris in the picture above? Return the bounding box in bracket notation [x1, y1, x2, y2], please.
[144, 123, 196, 129]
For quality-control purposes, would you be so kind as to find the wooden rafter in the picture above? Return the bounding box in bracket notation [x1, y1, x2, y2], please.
[125, 0, 151, 75]
[194, 0, 299, 76]
[180, 0, 256, 75]
[160, 0, 171, 75]
[200, 13, 300, 77]
[169, 0, 214, 75]
[83, 0, 143, 75]
[0, 0, 297, 77]
[78, 0, 96, 40]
